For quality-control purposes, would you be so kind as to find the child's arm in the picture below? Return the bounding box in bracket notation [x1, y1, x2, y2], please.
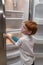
[7, 36, 16, 45]
[3, 33, 15, 45]
[3, 33, 22, 47]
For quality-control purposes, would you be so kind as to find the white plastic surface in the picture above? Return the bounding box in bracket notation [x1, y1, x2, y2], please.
[33, 35, 43, 44]
[33, 0, 43, 24]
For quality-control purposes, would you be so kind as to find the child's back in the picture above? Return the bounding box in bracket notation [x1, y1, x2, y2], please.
[16, 34, 35, 65]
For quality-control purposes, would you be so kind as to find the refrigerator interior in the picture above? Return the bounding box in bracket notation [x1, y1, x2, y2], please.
[5, 0, 29, 45]
[4, 0, 29, 65]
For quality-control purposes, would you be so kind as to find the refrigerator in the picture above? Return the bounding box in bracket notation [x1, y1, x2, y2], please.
[31, 0, 43, 65]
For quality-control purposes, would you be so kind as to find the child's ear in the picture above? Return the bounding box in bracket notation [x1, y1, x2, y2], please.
[28, 31, 32, 35]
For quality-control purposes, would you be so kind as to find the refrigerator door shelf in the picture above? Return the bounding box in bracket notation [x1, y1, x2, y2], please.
[33, 35, 43, 44]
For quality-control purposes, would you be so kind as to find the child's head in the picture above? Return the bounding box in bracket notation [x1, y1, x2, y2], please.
[21, 20, 38, 35]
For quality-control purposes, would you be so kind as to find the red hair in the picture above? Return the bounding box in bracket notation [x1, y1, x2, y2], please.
[24, 20, 38, 35]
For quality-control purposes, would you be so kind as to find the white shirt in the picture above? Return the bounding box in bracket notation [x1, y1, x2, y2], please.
[15, 34, 35, 65]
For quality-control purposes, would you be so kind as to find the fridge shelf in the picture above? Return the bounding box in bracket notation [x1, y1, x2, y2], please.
[5, 10, 24, 13]
[34, 53, 43, 58]
[5, 10, 24, 18]
[6, 29, 21, 33]
[6, 44, 19, 50]
[6, 18, 24, 29]
[6, 50, 20, 59]
[6, 18, 24, 20]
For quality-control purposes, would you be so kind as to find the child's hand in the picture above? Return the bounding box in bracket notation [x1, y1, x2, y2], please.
[3, 33, 9, 38]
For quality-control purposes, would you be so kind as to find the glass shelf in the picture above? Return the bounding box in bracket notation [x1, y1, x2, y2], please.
[6, 50, 20, 59]
[5, 10, 24, 13]
[34, 53, 43, 58]
[6, 18, 24, 20]
[5, 10, 24, 18]
[6, 29, 21, 33]
[6, 18, 24, 29]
